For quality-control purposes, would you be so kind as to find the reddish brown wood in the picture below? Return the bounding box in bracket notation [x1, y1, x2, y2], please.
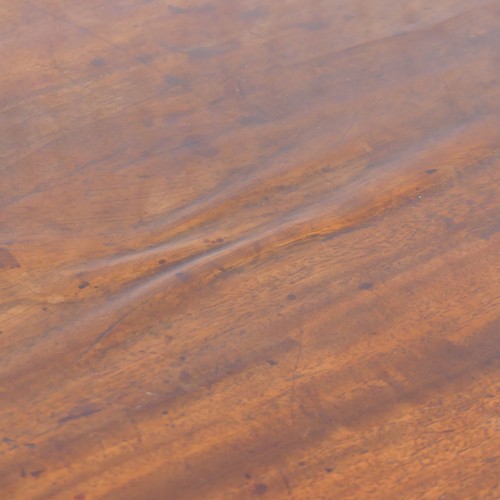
[1, 1, 499, 498]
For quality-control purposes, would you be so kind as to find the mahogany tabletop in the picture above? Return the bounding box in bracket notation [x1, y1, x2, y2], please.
[1, 1, 499, 498]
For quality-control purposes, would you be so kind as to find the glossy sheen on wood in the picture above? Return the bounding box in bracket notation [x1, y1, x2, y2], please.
[1, 1, 499, 499]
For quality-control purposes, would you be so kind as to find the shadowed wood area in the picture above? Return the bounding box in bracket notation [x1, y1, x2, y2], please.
[1, 0, 499, 498]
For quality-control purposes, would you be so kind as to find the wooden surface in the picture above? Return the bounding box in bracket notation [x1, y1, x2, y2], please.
[1, 1, 499, 498]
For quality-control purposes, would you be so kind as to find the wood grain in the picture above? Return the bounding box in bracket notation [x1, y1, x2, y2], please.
[1, 1, 499, 498]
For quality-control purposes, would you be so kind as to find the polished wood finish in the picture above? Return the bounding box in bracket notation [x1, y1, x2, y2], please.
[1, 1, 499, 498]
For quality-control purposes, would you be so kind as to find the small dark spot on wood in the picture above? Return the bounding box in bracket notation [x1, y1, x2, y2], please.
[180, 135, 202, 149]
[164, 74, 186, 87]
[179, 370, 192, 383]
[254, 483, 268, 495]
[358, 282, 373, 290]
[240, 115, 268, 126]
[298, 20, 329, 31]
[158, 259, 167, 265]
[42, 307, 48, 311]
[168, 5, 186, 14]
[325, 467, 333, 473]
[3, 437, 15, 445]
[175, 272, 189, 283]
[21, 468, 27, 478]
[245, 472, 252, 479]
[188, 43, 238, 61]
[241, 7, 267, 20]
[426, 168, 437, 174]
[216, 237, 224, 243]
[30, 469, 44, 478]
[137, 54, 154, 64]
[169, 4, 215, 15]
[78, 281, 90, 289]
[193, 4, 216, 13]
[266, 359, 278, 366]
[0, 248, 21, 269]
[90, 58, 105, 68]
[24, 443, 36, 449]
[179, 355, 186, 363]
[298, 461, 307, 467]
[162, 410, 169, 415]
[197, 146, 219, 158]
[287, 294, 296, 301]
